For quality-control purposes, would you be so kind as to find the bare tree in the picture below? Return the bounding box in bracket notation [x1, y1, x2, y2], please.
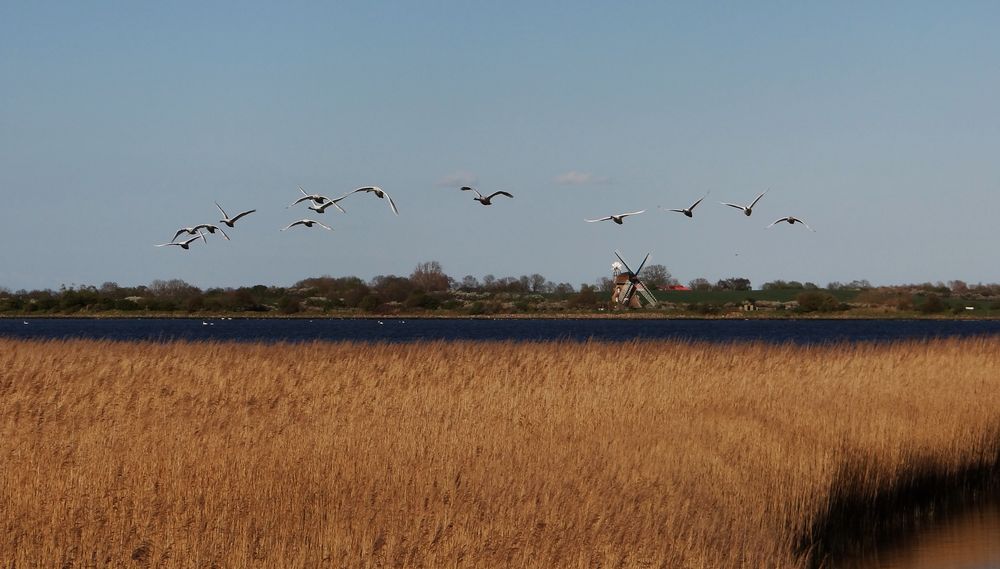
[639, 264, 678, 290]
[409, 261, 451, 292]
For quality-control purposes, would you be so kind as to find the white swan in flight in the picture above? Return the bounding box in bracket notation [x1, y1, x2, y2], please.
[281, 219, 333, 231]
[288, 186, 333, 208]
[338, 186, 398, 215]
[585, 210, 645, 225]
[193, 224, 230, 240]
[172, 227, 208, 243]
[156, 233, 204, 249]
[461, 186, 513, 205]
[308, 198, 347, 214]
[721, 190, 767, 216]
[767, 216, 815, 231]
[665, 193, 708, 218]
[215, 202, 256, 227]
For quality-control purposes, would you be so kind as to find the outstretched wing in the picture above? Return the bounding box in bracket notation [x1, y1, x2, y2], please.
[281, 221, 303, 231]
[767, 217, 789, 228]
[486, 191, 513, 200]
[230, 209, 255, 222]
[460, 186, 484, 199]
[215, 201, 229, 219]
[381, 190, 399, 215]
[749, 190, 767, 209]
[288, 196, 312, 208]
[585, 216, 613, 222]
[315, 220, 333, 230]
[721, 202, 745, 210]
[620, 210, 645, 217]
[689, 194, 707, 210]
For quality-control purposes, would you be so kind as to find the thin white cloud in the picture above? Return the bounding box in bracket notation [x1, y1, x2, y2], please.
[554, 170, 610, 186]
[437, 171, 479, 188]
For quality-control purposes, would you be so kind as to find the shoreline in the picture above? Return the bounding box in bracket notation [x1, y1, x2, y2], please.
[4, 311, 1000, 321]
[805, 451, 1000, 567]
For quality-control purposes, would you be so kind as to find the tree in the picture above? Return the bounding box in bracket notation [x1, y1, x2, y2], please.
[460, 275, 480, 291]
[688, 278, 712, 291]
[639, 264, 678, 290]
[949, 280, 968, 294]
[919, 293, 947, 314]
[370, 275, 415, 302]
[148, 279, 200, 299]
[409, 261, 451, 292]
[553, 282, 575, 297]
[715, 277, 751, 291]
[568, 284, 599, 308]
[796, 291, 841, 312]
[528, 274, 547, 293]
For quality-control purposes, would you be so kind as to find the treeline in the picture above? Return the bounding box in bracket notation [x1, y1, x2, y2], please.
[0, 262, 597, 315]
[3, 262, 1000, 315]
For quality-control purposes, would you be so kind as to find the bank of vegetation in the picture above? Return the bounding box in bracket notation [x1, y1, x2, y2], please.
[3, 261, 1000, 317]
[2, 338, 998, 567]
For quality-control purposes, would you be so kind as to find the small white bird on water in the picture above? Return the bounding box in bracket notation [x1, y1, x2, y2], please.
[215, 202, 256, 227]
[339, 186, 398, 215]
[767, 216, 815, 231]
[156, 233, 204, 249]
[281, 219, 333, 231]
[461, 186, 513, 206]
[721, 190, 767, 217]
[586, 210, 646, 225]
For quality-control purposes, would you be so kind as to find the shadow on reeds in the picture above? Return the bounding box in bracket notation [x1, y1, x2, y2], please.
[801, 443, 1000, 568]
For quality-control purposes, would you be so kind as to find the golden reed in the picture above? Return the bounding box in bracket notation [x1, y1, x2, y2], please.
[1, 338, 998, 567]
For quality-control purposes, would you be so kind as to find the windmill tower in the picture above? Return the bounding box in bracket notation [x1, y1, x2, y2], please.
[611, 250, 658, 309]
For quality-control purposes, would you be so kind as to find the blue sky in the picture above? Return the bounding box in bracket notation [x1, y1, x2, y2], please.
[2, 2, 999, 291]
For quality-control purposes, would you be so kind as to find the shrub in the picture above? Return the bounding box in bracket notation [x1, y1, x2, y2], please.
[358, 295, 381, 313]
[795, 292, 841, 313]
[918, 293, 947, 314]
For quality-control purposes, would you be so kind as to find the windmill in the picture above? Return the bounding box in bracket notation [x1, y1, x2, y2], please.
[611, 250, 658, 308]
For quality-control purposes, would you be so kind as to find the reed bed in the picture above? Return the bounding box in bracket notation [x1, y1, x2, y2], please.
[0, 337, 998, 568]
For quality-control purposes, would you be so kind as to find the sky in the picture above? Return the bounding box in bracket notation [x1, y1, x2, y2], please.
[2, 1, 999, 291]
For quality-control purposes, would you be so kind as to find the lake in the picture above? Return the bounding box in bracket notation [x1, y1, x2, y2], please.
[2, 317, 1000, 343]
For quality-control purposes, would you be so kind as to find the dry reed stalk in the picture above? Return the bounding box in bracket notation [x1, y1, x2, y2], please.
[0, 338, 997, 568]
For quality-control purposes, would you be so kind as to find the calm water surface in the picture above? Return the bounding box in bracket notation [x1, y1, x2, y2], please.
[833, 499, 1000, 569]
[2, 317, 1000, 343]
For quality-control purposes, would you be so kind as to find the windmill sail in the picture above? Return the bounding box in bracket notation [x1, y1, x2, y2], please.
[613, 250, 659, 308]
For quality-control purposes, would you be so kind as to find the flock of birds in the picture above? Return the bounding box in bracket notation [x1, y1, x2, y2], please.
[587, 190, 814, 231]
[155, 186, 400, 248]
[156, 185, 813, 250]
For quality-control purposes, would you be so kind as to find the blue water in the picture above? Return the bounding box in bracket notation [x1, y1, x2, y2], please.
[2, 317, 1000, 344]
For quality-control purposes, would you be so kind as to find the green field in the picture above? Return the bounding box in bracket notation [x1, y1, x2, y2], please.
[650, 288, 859, 304]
